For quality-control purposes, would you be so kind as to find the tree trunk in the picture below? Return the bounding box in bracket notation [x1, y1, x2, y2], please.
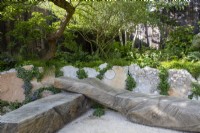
[43, 0, 75, 60]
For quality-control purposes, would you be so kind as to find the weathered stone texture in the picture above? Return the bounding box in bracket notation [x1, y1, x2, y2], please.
[54, 77, 200, 132]
[102, 66, 128, 90]
[168, 69, 196, 98]
[129, 64, 160, 94]
[0, 92, 91, 133]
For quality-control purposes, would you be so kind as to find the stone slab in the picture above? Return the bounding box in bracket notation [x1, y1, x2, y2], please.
[54, 77, 200, 132]
[0, 92, 91, 133]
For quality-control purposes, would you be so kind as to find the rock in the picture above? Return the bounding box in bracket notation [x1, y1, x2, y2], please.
[83, 67, 99, 78]
[0, 92, 91, 133]
[129, 64, 160, 94]
[54, 77, 200, 132]
[2, 106, 12, 114]
[168, 69, 196, 98]
[41, 90, 54, 98]
[102, 66, 128, 90]
[99, 63, 107, 70]
[60, 66, 78, 79]
[0, 70, 25, 102]
[31, 69, 55, 91]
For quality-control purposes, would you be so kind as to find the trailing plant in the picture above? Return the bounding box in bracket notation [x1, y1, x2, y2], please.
[92, 103, 105, 117]
[16, 66, 43, 99]
[157, 67, 170, 95]
[77, 68, 88, 79]
[31, 86, 61, 101]
[126, 72, 136, 91]
[96, 64, 112, 80]
[188, 82, 200, 99]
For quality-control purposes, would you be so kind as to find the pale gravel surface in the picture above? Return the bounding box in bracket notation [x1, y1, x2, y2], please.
[57, 109, 187, 133]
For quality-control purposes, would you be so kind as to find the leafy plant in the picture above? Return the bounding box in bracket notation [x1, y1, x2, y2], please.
[77, 68, 88, 79]
[126, 73, 136, 91]
[161, 60, 200, 79]
[93, 108, 105, 117]
[16, 66, 44, 99]
[186, 51, 200, 62]
[188, 82, 200, 99]
[157, 67, 170, 95]
[96, 64, 112, 80]
[92, 103, 105, 117]
[31, 86, 61, 100]
[165, 26, 194, 58]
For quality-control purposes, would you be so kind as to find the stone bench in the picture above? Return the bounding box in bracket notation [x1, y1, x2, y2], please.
[0, 92, 91, 133]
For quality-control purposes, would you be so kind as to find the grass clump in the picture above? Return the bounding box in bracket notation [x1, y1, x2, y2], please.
[77, 68, 88, 79]
[157, 67, 170, 95]
[125, 72, 136, 91]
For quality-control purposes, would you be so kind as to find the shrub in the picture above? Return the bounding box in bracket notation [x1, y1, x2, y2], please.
[126, 74, 136, 91]
[92, 103, 105, 117]
[161, 60, 200, 79]
[157, 67, 170, 95]
[96, 64, 112, 80]
[0, 53, 16, 71]
[188, 82, 200, 99]
[165, 26, 194, 58]
[77, 69, 88, 79]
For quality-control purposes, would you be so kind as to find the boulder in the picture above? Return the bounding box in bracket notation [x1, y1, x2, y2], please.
[99, 63, 108, 70]
[0, 92, 91, 133]
[168, 69, 196, 98]
[54, 77, 200, 132]
[83, 67, 99, 78]
[129, 64, 160, 94]
[0, 69, 25, 102]
[60, 66, 78, 79]
[102, 66, 128, 90]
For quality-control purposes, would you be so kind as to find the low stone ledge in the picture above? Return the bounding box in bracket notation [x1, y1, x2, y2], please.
[0, 92, 91, 133]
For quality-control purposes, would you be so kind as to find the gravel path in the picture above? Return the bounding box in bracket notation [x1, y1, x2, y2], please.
[57, 109, 187, 133]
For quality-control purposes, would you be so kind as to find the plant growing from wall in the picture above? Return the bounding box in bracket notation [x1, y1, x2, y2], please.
[188, 82, 200, 99]
[16, 66, 43, 100]
[31, 86, 61, 101]
[157, 67, 170, 95]
[125, 72, 136, 91]
[96, 64, 112, 80]
[77, 68, 88, 79]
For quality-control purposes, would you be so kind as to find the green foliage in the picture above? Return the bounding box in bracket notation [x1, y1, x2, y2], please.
[16, 66, 43, 98]
[31, 86, 61, 100]
[166, 26, 194, 58]
[188, 82, 200, 99]
[0, 53, 16, 71]
[96, 64, 112, 80]
[186, 51, 200, 62]
[161, 60, 200, 79]
[77, 69, 88, 79]
[0, 100, 22, 114]
[9, 12, 53, 59]
[191, 34, 200, 51]
[126, 74, 136, 91]
[134, 50, 161, 68]
[157, 67, 170, 95]
[93, 108, 105, 117]
[92, 103, 105, 117]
